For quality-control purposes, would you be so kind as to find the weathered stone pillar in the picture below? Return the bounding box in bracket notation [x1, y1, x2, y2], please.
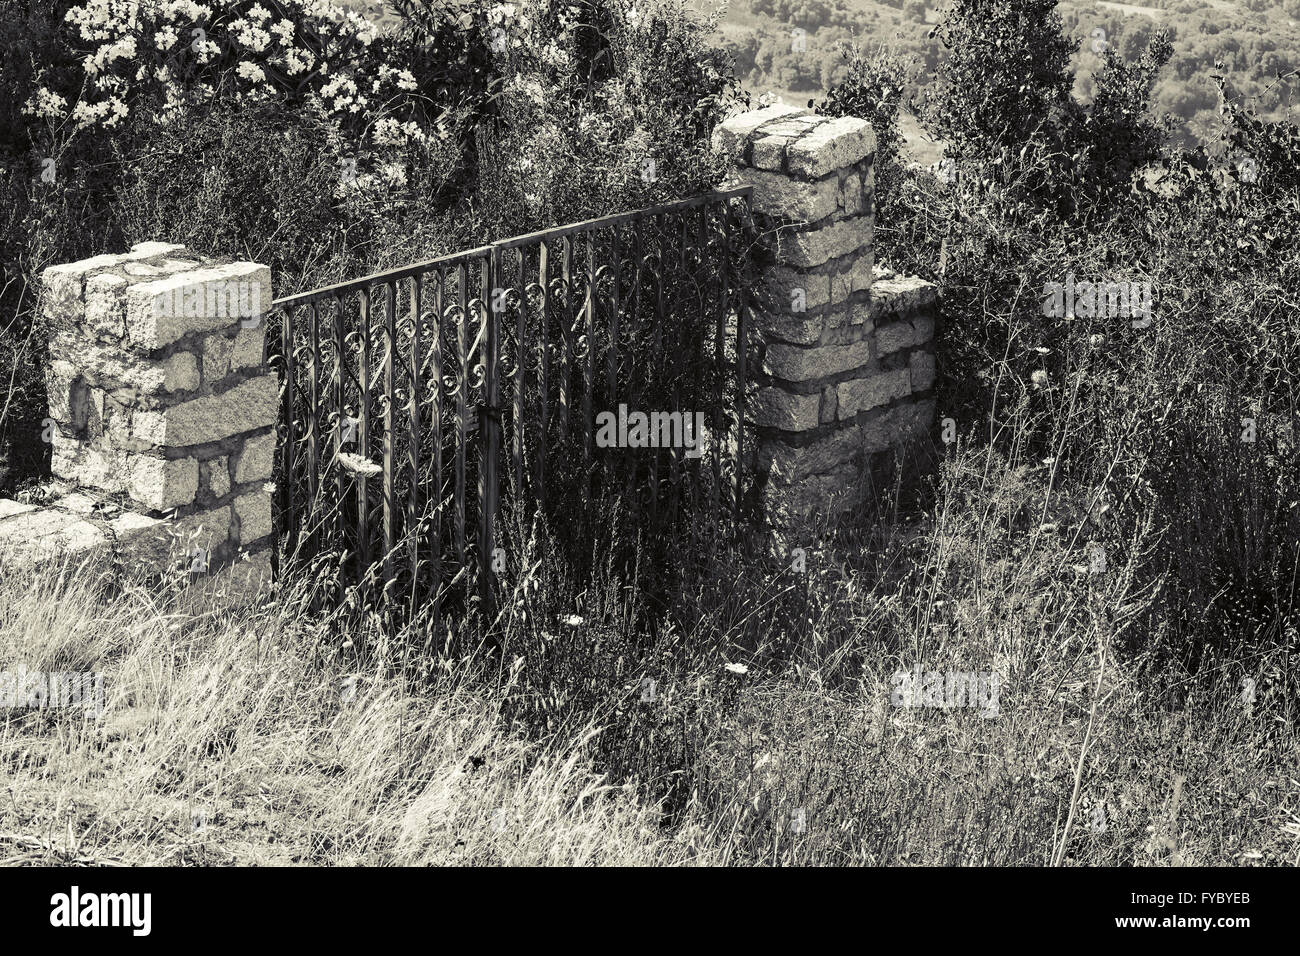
[714, 105, 938, 528]
[0, 242, 276, 592]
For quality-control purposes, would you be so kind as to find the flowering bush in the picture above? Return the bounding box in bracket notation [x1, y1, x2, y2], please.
[23, 0, 466, 204]
[41, 1, 392, 124]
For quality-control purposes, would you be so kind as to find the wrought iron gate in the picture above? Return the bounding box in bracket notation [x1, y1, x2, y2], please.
[268, 187, 754, 625]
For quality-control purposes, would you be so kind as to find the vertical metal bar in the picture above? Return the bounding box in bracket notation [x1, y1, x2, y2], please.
[650, 214, 666, 529]
[584, 234, 596, 470]
[514, 246, 526, 499]
[407, 275, 421, 620]
[560, 237, 573, 440]
[537, 241, 549, 506]
[357, 286, 372, 578]
[607, 225, 620, 399]
[383, 280, 397, 589]
[479, 250, 500, 625]
[714, 202, 728, 527]
[669, 215, 686, 528]
[307, 302, 321, 557]
[734, 201, 747, 520]
[625, 222, 642, 504]
[455, 263, 468, 566]
[690, 207, 707, 547]
[279, 303, 297, 562]
[430, 269, 445, 627]
[332, 295, 346, 550]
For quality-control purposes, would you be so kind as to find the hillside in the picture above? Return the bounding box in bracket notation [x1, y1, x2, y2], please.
[706, 0, 1299, 157]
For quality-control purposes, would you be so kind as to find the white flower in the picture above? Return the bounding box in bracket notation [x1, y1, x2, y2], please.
[562, 614, 584, 627]
[271, 18, 295, 45]
[373, 117, 403, 148]
[724, 663, 749, 675]
[281, 48, 315, 76]
[1031, 370, 1049, 388]
[22, 88, 68, 120]
[236, 61, 267, 85]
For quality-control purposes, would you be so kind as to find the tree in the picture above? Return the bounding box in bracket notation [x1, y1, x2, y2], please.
[923, 0, 1077, 161]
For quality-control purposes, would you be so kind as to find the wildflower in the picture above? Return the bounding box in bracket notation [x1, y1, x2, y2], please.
[724, 663, 749, 675]
[236, 62, 267, 85]
[1031, 370, 1049, 388]
[562, 614, 584, 627]
[271, 18, 295, 45]
[23, 88, 68, 120]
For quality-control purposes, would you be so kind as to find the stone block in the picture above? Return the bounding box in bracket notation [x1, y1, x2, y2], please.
[0, 507, 105, 568]
[762, 462, 860, 526]
[870, 275, 939, 325]
[124, 262, 270, 351]
[84, 273, 128, 341]
[112, 506, 229, 572]
[205, 456, 231, 499]
[787, 117, 876, 180]
[761, 424, 862, 483]
[45, 361, 86, 428]
[190, 549, 274, 607]
[230, 325, 264, 370]
[910, 351, 936, 392]
[837, 369, 912, 419]
[234, 431, 276, 484]
[743, 168, 840, 221]
[712, 104, 807, 162]
[776, 217, 870, 268]
[233, 489, 273, 544]
[202, 332, 234, 383]
[128, 455, 199, 511]
[765, 339, 872, 382]
[164, 351, 199, 392]
[754, 387, 820, 431]
[131, 375, 278, 448]
[48, 331, 167, 395]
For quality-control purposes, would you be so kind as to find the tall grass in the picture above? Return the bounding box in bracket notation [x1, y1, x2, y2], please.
[3, 371, 1295, 865]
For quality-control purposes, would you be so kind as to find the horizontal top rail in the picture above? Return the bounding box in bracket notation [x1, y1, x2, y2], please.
[270, 187, 753, 310]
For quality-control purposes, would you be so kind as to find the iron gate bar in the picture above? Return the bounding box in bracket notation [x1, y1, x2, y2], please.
[406, 275, 421, 621]
[537, 240, 549, 506]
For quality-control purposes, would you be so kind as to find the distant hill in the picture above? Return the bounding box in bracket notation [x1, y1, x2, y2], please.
[338, 0, 1299, 160]
[707, 0, 1299, 157]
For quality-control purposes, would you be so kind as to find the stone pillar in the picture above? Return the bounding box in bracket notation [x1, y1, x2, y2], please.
[15, 242, 277, 588]
[714, 105, 937, 528]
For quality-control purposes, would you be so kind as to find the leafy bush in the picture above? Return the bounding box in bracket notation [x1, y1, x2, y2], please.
[818, 0, 1299, 682]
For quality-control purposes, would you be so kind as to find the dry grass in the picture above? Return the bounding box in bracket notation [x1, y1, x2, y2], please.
[0, 567, 701, 865]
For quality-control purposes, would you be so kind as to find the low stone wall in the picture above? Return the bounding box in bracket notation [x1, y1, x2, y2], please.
[714, 104, 938, 527]
[0, 243, 275, 595]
